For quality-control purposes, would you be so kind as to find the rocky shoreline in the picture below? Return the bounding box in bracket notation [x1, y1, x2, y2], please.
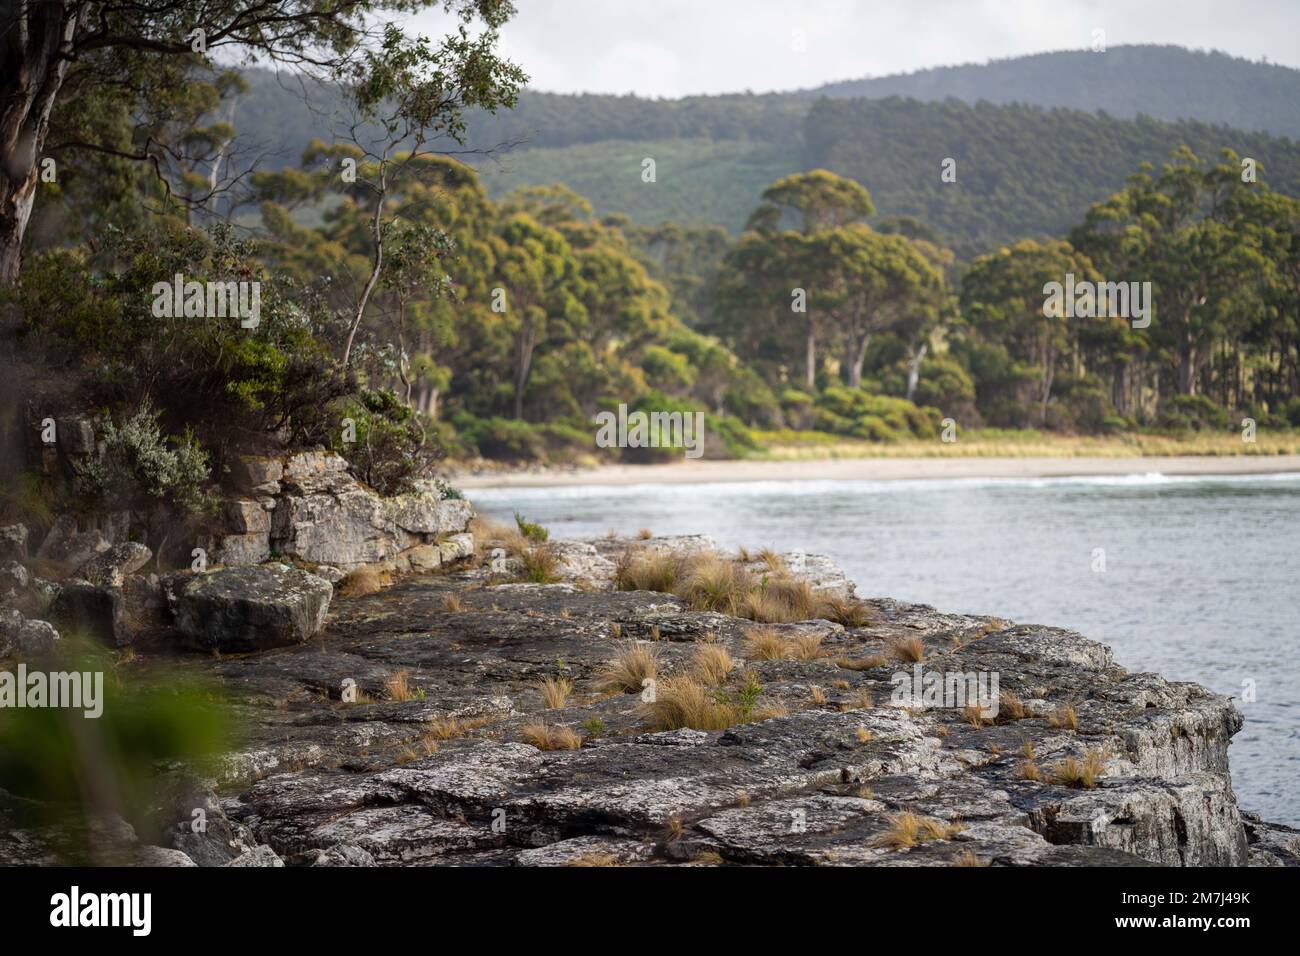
[2, 454, 1298, 867]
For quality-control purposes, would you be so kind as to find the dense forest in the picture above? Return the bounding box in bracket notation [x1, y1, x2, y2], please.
[2, 7, 1299, 549]
[226, 45, 1300, 247]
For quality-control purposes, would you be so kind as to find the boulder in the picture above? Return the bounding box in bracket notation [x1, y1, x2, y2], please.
[438, 532, 475, 565]
[15, 618, 59, 657]
[231, 456, 284, 495]
[0, 560, 28, 596]
[224, 499, 271, 534]
[50, 580, 129, 646]
[36, 515, 110, 568]
[0, 524, 28, 563]
[214, 533, 271, 567]
[173, 563, 333, 652]
[76, 541, 152, 587]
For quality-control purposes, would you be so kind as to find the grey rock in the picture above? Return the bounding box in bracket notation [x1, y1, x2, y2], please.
[224, 498, 271, 534]
[0, 523, 28, 563]
[36, 515, 110, 568]
[231, 455, 284, 494]
[174, 563, 333, 651]
[14, 618, 60, 657]
[214, 532, 271, 567]
[134, 846, 198, 867]
[0, 560, 28, 594]
[76, 541, 152, 587]
[50, 581, 129, 646]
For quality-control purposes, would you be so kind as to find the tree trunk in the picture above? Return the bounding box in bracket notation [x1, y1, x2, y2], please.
[804, 326, 816, 391]
[513, 320, 536, 419]
[0, 1, 84, 284]
[846, 330, 870, 390]
[905, 343, 927, 402]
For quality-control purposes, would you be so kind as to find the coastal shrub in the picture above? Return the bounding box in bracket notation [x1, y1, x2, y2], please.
[812, 387, 942, 441]
[336, 388, 440, 496]
[514, 513, 549, 542]
[78, 405, 213, 517]
[1156, 394, 1229, 432]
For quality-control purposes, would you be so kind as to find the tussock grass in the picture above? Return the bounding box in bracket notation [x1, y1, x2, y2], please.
[855, 726, 874, 743]
[538, 675, 573, 709]
[1049, 748, 1107, 789]
[643, 671, 776, 732]
[384, 669, 418, 702]
[616, 546, 867, 626]
[820, 594, 877, 627]
[996, 692, 1028, 722]
[563, 853, 621, 867]
[596, 642, 660, 694]
[521, 722, 582, 751]
[690, 644, 735, 687]
[339, 565, 387, 597]
[951, 850, 986, 867]
[743, 627, 823, 661]
[872, 811, 964, 849]
[441, 593, 462, 613]
[1049, 703, 1079, 731]
[890, 636, 925, 663]
[809, 685, 828, 706]
[517, 543, 561, 584]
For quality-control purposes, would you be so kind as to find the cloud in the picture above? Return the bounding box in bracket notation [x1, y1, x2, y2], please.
[409, 0, 1300, 97]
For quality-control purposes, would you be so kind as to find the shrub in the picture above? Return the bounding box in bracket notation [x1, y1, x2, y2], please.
[78, 405, 213, 517]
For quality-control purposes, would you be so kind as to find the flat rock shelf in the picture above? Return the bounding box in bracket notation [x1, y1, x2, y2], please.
[4, 535, 1297, 868]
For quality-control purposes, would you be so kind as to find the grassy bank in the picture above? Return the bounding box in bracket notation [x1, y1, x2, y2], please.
[748, 428, 1300, 461]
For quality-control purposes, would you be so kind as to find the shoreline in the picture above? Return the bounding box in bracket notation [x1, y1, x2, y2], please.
[452, 454, 1300, 489]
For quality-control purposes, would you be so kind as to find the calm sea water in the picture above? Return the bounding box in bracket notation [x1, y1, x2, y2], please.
[472, 472, 1300, 826]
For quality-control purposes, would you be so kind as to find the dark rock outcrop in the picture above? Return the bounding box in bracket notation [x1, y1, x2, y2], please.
[173, 563, 333, 652]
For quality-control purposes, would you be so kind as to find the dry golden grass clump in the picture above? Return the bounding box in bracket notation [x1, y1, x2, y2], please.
[996, 692, 1028, 723]
[1019, 739, 1043, 781]
[441, 592, 462, 613]
[809, 685, 828, 706]
[617, 547, 866, 626]
[819, 594, 877, 628]
[563, 853, 622, 867]
[638, 528, 654, 540]
[744, 627, 787, 661]
[384, 669, 417, 702]
[538, 675, 573, 709]
[872, 811, 964, 849]
[855, 726, 874, 743]
[517, 542, 561, 584]
[644, 671, 777, 732]
[521, 722, 582, 751]
[835, 654, 891, 672]
[424, 715, 483, 741]
[951, 850, 986, 867]
[615, 548, 681, 594]
[890, 635, 925, 663]
[338, 565, 388, 598]
[1048, 748, 1107, 789]
[690, 643, 735, 687]
[963, 703, 990, 728]
[743, 627, 824, 662]
[1049, 703, 1079, 731]
[597, 642, 660, 694]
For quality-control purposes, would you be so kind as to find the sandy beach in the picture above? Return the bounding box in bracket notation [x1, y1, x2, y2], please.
[453, 454, 1300, 489]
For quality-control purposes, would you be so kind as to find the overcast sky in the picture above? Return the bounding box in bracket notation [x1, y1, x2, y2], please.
[409, 0, 1300, 98]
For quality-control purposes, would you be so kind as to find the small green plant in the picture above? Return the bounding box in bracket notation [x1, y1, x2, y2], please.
[715, 671, 764, 722]
[514, 512, 549, 542]
[582, 717, 607, 738]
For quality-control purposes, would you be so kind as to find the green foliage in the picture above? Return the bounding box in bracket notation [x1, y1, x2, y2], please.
[79, 406, 213, 516]
[813, 388, 942, 442]
[0, 643, 234, 860]
[514, 513, 549, 542]
[336, 389, 440, 496]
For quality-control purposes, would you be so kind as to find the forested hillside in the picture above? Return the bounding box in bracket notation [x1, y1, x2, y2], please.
[230, 46, 1300, 250]
[814, 45, 1300, 138]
